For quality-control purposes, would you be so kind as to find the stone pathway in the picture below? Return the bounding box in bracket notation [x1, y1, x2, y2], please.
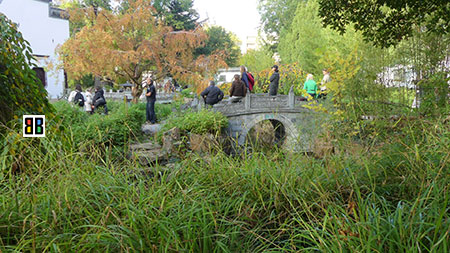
[141, 123, 162, 135]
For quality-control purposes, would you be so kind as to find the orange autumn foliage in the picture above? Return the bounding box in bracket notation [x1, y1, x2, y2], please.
[58, 0, 226, 102]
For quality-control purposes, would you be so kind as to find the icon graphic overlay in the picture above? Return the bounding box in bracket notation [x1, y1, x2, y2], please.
[23, 115, 45, 137]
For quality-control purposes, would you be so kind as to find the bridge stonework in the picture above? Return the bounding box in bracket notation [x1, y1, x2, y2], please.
[193, 89, 323, 152]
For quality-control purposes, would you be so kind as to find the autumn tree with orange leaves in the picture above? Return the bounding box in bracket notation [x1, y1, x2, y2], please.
[58, 0, 226, 102]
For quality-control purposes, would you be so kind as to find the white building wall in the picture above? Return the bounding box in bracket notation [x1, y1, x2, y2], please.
[0, 0, 69, 99]
[216, 68, 241, 86]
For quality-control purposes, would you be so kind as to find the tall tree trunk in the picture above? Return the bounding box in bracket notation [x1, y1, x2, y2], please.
[131, 82, 143, 103]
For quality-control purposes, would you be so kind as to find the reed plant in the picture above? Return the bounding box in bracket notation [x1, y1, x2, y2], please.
[0, 103, 448, 252]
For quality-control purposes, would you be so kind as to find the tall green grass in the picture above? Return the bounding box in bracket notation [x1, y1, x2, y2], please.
[0, 108, 448, 251]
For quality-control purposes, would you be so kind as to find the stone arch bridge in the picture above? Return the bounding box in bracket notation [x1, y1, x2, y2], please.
[193, 89, 324, 151]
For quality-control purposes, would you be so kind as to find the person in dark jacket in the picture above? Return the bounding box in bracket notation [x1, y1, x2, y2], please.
[91, 86, 108, 114]
[145, 78, 157, 124]
[73, 84, 85, 107]
[200, 81, 224, 106]
[229, 74, 247, 103]
[240, 65, 249, 89]
[269, 65, 280, 96]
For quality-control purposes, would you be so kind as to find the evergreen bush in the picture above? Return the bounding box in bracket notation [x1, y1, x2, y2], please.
[0, 14, 53, 127]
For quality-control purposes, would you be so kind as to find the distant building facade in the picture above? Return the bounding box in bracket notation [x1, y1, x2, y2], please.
[243, 36, 258, 53]
[216, 67, 241, 86]
[0, 0, 69, 99]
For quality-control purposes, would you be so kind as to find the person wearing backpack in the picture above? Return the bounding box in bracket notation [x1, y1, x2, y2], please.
[200, 80, 224, 106]
[269, 65, 280, 96]
[91, 86, 108, 115]
[241, 66, 255, 91]
[73, 84, 85, 108]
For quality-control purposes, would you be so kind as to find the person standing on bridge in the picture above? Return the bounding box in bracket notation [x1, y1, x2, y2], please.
[240, 66, 250, 90]
[303, 74, 318, 99]
[145, 77, 157, 124]
[269, 65, 280, 96]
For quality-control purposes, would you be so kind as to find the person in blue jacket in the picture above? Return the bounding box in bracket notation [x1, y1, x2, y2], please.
[240, 65, 249, 89]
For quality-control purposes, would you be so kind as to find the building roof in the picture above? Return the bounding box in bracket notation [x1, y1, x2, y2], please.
[49, 5, 68, 20]
[27, 0, 68, 20]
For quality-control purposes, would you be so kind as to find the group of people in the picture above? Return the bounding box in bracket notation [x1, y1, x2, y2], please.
[200, 65, 259, 106]
[200, 65, 331, 107]
[68, 85, 108, 114]
[302, 69, 331, 99]
[68, 67, 330, 123]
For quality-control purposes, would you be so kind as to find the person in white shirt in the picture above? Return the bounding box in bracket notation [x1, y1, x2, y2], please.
[84, 88, 93, 114]
[319, 69, 331, 99]
[67, 89, 77, 103]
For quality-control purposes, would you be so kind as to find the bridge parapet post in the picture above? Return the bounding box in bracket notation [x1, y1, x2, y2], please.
[245, 93, 251, 110]
[192, 94, 204, 111]
[288, 86, 295, 109]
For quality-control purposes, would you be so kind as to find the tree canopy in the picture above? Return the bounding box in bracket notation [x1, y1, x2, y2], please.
[58, 0, 111, 11]
[0, 14, 52, 126]
[257, 0, 300, 50]
[240, 48, 275, 73]
[318, 0, 450, 48]
[195, 26, 241, 67]
[153, 0, 199, 31]
[119, 0, 199, 31]
[58, 0, 226, 101]
[278, 0, 361, 74]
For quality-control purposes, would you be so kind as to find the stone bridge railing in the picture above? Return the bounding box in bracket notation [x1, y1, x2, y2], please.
[104, 91, 176, 104]
[191, 87, 310, 114]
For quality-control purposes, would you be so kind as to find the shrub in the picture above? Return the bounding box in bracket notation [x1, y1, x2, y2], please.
[52, 101, 88, 127]
[81, 103, 145, 146]
[0, 14, 53, 126]
[253, 63, 307, 95]
[218, 82, 232, 94]
[51, 101, 145, 148]
[128, 102, 173, 121]
[155, 103, 173, 120]
[161, 109, 228, 135]
[181, 87, 195, 98]
[417, 72, 450, 116]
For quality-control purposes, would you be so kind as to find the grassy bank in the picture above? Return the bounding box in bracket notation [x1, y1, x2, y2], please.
[0, 102, 448, 252]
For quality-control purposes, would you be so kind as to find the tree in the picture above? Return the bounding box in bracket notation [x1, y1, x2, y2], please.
[119, 0, 199, 31]
[240, 48, 274, 73]
[195, 26, 241, 67]
[58, 0, 112, 35]
[257, 0, 300, 50]
[58, 0, 113, 88]
[278, 0, 362, 74]
[0, 14, 53, 126]
[154, 0, 199, 31]
[58, 0, 226, 102]
[318, 0, 450, 48]
[57, 0, 111, 10]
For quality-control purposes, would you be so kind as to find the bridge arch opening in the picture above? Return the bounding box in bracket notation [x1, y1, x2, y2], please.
[246, 119, 287, 148]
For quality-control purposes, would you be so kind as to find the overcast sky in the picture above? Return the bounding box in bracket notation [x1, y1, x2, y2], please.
[193, 0, 261, 47]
